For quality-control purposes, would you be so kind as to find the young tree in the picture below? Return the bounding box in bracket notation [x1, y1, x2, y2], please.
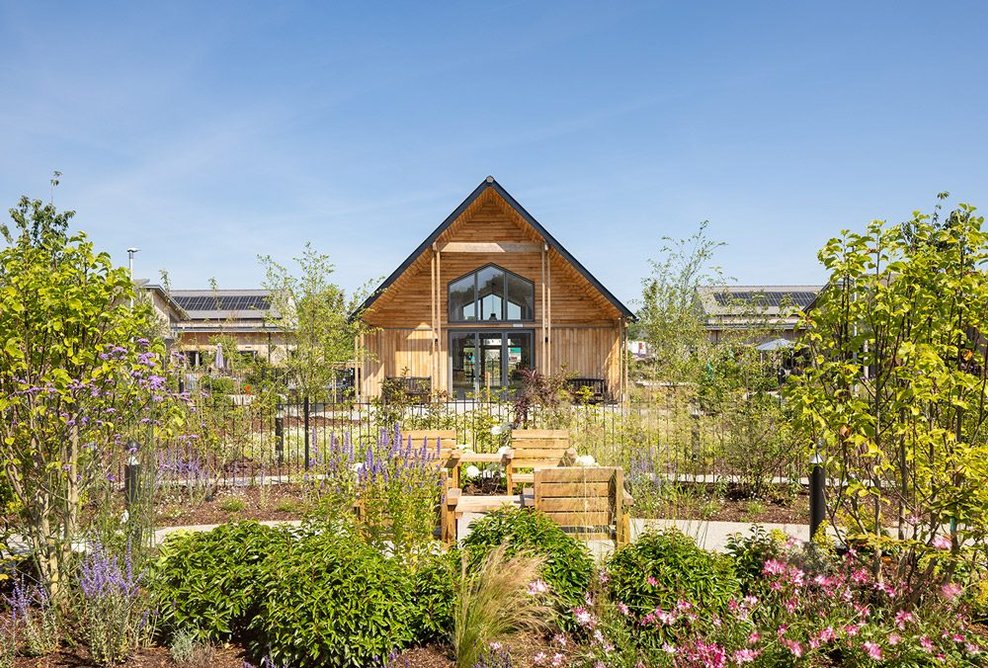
[637, 221, 725, 384]
[259, 243, 371, 402]
[790, 197, 988, 579]
[0, 197, 184, 601]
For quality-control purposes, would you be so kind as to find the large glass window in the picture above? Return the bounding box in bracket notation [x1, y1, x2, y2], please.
[448, 264, 534, 322]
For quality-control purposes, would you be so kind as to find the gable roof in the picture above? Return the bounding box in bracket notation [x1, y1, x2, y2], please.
[355, 176, 635, 320]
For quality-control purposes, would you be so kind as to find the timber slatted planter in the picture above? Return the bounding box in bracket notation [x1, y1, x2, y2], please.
[534, 466, 632, 546]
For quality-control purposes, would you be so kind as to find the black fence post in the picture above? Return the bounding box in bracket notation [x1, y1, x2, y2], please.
[809, 452, 825, 540]
[275, 406, 284, 467]
[303, 396, 310, 471]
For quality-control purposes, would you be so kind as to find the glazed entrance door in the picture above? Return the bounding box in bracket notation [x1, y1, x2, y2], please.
[449, 331, 533, 399]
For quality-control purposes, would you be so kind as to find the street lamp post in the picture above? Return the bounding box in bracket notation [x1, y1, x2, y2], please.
[127, 247, 140, 307]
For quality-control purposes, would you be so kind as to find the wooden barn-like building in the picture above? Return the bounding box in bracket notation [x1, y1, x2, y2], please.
[355, 177, 634, 401]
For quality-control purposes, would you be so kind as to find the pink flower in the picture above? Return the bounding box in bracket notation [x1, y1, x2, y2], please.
[572, 606, 595, 628]
[647, 576, 659, 586]
[888, 633, 901, 646]
[781, 639, 803, 658]
[941, 582, 963, 601]
[933, 534, 952, 550]
[920, 636, 934, 653]
[662, 643, 676, 655]
[747, 632, 760, 645]
[844, 623, 862, 637]
[616, 602, 630, 616]
[762, 559, 787, 576]
[732, 648, 760, 664]
[895, 610, 914, 629]
[863, 642, 882, 661]
[528, 579, 549, 595]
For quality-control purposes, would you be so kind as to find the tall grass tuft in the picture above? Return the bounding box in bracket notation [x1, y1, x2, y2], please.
[452, 543, 550, 668]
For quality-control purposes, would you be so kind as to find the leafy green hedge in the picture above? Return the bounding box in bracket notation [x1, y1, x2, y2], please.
[152, 521, 290, 641]
[151, 521, 455, 667]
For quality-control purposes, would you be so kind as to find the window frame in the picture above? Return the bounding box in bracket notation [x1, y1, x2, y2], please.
[447, 263, 535, 323]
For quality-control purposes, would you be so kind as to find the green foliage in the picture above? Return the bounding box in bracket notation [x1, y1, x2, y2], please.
[605, 530, 739, 645]
[0, 196, 186, 601]
[152, 521, 431, 667]
[637, 222, 724, 384]
[462, 507, 594, 612]
[409, 549, 460, 644]
[248, 528, 416, 667]
[152, 522, 290, 642]
[788, 197, 988, 577]
[260, 243, 372, 402]
[725, 526, 787, 591]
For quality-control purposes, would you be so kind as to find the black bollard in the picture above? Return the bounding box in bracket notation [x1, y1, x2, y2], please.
[124, 454, 140, 507]
[809, 453, 825, 540]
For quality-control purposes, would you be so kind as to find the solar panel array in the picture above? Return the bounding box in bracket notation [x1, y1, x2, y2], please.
[712, 291, 817, 308]
[173, 294, 271, 312]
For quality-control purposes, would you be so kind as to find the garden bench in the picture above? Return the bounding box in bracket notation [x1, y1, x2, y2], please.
[505, 429, 575, 492]
[534, 466, 633, 546]
[565, 377, 608, 403]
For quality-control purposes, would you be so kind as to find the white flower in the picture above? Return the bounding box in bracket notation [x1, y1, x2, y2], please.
[575, 454, 597, 467]
[466, 465, 481, 479]
[353, 463, 364, 473]
[497, 445, 511, 456]
[491, 424, 503, 435]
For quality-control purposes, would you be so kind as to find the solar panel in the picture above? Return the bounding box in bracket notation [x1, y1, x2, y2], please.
[173, 294, 270, 312]
[711, 291, 817, 309]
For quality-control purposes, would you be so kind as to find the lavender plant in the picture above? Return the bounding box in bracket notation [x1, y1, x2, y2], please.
[76, 542, 152, 665]
[3, 576, 58, 656]
[357, 426, 445, 555]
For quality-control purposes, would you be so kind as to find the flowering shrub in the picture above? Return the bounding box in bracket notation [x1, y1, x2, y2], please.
[463, 507, 594, 615]
[573, 530, 986, 667]
[305, 427, 445, 555]
[76, 542, 151, 665]
[605, 530, 739, 647]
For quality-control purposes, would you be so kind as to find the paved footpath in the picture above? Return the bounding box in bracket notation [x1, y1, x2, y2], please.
[5, 517, 825, 561]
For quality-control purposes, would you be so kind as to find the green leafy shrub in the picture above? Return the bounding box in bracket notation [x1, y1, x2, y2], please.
[151, 522, 290, 641]
[463, 507, 593, 611]
[606, 530, 739, 645]
[249, 529, 416, 667]
[409, 548, 459, 644]
[725, 525, 787, 592]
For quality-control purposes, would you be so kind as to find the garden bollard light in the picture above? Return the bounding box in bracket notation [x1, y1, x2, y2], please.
[125, 451, 140, 507]
[809, 453, 825, 540]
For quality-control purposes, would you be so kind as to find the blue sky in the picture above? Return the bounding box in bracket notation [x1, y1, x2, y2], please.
[2, 2, 986, 307]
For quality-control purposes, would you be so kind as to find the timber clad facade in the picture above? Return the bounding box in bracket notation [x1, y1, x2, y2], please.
[356, 177, 634, 400]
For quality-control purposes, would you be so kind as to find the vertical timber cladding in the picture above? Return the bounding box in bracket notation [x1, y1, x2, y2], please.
[357, 182, 631, 398]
